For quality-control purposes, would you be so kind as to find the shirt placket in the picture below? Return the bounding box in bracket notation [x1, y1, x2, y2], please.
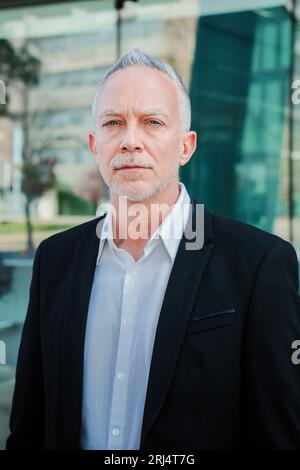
[107, 267, 138, 450]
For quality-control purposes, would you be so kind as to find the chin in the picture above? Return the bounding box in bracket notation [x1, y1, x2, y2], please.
[111, 180, 163, 202]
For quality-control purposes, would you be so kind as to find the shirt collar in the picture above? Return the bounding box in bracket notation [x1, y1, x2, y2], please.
[96, 182, 191, 265]
[146, 182, 191, 262]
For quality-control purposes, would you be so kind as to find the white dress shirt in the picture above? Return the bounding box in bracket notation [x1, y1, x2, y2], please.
[80, 182, 191, 450]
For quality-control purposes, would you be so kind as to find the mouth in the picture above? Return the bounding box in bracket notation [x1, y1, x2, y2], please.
[116, 166, 150, 171]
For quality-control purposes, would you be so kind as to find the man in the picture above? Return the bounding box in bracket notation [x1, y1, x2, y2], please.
[6, 49, 300, 450]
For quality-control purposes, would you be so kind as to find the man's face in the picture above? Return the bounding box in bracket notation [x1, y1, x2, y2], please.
[89, 66, 196, 202]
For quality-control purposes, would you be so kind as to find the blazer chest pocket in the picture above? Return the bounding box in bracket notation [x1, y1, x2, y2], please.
[185, 308, 236, 336]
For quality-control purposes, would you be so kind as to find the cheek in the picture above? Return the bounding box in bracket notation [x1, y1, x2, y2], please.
[95, 133, 114, 151]
[161, 144, 181, 165]
[95, 139, 115, 166]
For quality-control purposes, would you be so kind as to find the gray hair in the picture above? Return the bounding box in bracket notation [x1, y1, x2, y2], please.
[92, 48, 191, 134]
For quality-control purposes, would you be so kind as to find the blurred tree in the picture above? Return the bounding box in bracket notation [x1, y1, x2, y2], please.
[73, 166, 104, 214]
[21, 157, 57, 251]
[0, 38, 56, 252]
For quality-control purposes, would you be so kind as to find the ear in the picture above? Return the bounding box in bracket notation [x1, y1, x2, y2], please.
[88, 131, 98, 163]
[179, 131, 197, 167]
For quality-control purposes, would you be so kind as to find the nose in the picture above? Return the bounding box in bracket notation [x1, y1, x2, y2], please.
[119, 123, 143, 153]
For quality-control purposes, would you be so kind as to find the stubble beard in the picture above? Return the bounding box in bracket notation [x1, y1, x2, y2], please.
[99, 154, 181, 203]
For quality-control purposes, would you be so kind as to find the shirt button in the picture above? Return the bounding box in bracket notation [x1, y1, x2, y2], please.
[128, 270, 136, 276]
[112, 428, 120, 436]
[117, 372, 125, 380]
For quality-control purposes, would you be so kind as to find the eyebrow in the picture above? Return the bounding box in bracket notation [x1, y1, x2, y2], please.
[98, 108, 170, 120]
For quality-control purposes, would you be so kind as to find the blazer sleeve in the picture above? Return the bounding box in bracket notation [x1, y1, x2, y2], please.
[6, 241, 45, 449]
[241, 239, 300, 449]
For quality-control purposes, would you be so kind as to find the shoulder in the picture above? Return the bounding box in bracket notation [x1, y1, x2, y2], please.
[204, 209, 299, 292]
[209, 210, 297, 263]
[38, 214, 105, 253]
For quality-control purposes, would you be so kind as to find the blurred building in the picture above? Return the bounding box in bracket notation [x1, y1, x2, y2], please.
[0, 0, 300, 450]
[0, 0, 298, 242]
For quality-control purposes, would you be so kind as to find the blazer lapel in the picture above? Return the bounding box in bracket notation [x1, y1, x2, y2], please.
[140, 199, 214, 446]
[62, 216, 105, 448]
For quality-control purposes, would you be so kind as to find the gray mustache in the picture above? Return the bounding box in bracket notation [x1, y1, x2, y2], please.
[111, 155, 153, 170]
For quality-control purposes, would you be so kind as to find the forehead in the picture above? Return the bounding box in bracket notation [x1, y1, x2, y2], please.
[95, 66, 180, 115]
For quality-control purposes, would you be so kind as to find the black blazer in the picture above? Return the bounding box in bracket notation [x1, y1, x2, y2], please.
[6, 197, 300, 449]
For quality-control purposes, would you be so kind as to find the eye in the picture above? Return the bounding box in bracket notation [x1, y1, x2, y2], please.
[103, 120, 120, 127]
[147, 120, 162, 125]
